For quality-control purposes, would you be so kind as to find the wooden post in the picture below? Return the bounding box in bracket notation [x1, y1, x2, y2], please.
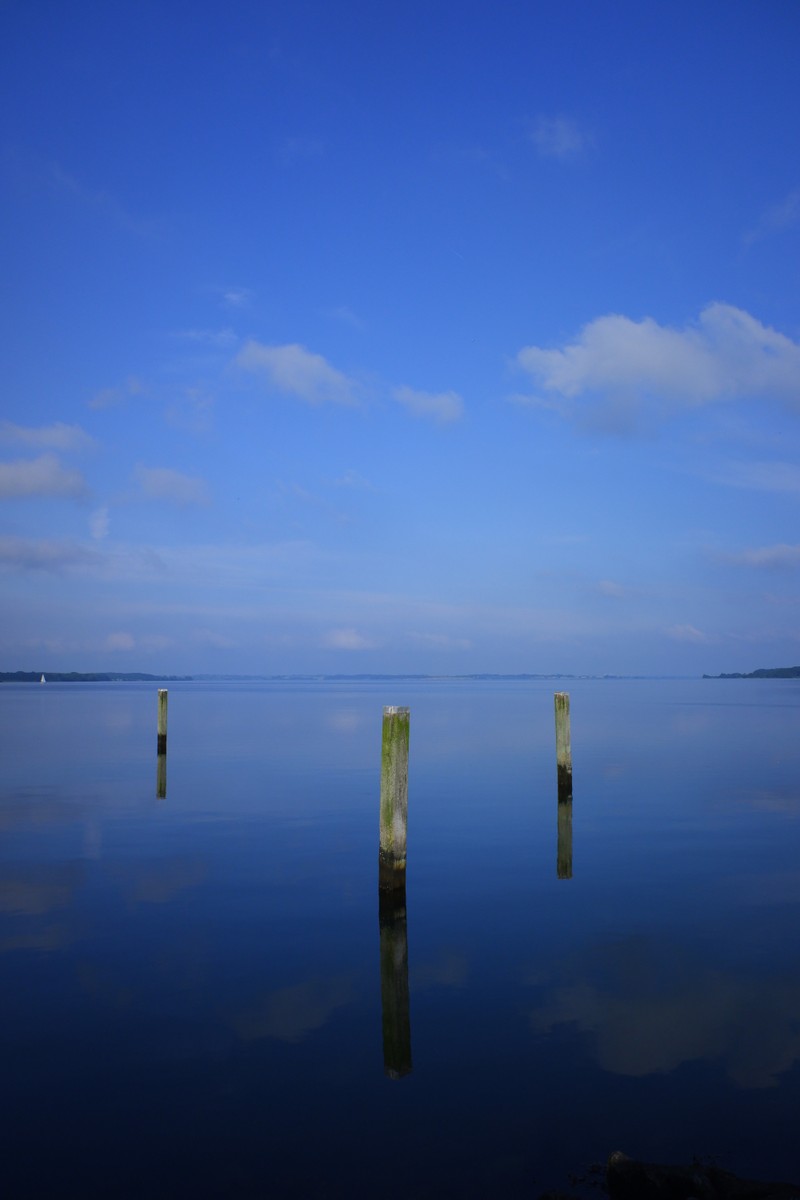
[157, 689, 168, 755]
[379, 890, 412, 1078]
[554, 691, 572, 801]
[379, 706, 409, 893]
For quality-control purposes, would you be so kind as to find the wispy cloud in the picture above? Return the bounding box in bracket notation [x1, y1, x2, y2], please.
[515, 304, 800, 433]
[597, 579, 626, 598]
[89, 506, 110, 540]
[530, 115, 591, 161]
[322, 628, 376, 650]
[0, 454, 86, 499]
[326, 305, 365, 331]
[704, 460, 800, 495]
[236, 341, 358, 406]
[172, 327, 238, 349]
[393, 385, 464, 424]
[745, 187, 800, 245]
[725, 544, 800, 570]
[0, 535, 99, 571]
[49, 162, 159, 237]
[665, 624, 709, 643]
[88, 376, 145, 411]
[0, 422, 94, 452]
[134, 465, 210, 506]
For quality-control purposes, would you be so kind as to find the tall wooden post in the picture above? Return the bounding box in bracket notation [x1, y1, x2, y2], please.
[156, 689, 168, 799]
[157, 689, 168, 755]
[379, 706, 409, 893]
[554, 691, 572, 801]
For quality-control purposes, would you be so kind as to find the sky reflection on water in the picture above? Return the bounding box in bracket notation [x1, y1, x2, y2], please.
[1, 679, 799, 1197]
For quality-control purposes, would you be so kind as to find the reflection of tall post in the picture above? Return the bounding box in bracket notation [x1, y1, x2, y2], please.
[379, 706, 409, 894]
[557, 797, 572, 879]
[379, 889, 412, 1078]
[554, 691, 572, 801]
[156, 752, 167, 799]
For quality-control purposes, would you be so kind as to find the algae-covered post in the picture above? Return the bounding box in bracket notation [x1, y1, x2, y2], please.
[554, 691, 572, 801]
[379, 706, 409, 893]
[157, 689, 168, 755]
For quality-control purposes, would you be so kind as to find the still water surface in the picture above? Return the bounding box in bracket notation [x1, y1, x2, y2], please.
[1, 678, 799, 1197]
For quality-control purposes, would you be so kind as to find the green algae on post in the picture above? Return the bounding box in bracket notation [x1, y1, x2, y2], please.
[554, 691, 572, 801]
[379, 705, 409, 893]
[157, 688, 168, 756]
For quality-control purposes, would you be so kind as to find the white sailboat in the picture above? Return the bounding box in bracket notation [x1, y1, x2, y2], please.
[40, 674, 46, 684]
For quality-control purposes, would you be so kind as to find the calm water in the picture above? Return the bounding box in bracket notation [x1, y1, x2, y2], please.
[1, 678, 800, 1197]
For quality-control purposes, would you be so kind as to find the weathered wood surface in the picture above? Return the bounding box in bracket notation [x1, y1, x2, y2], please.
[554, 691, 572, 800]
[379, 705, 409, 892]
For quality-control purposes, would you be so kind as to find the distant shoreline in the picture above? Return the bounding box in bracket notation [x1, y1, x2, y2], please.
[703, 666, 800, 679]
[3, 670, 691, 684]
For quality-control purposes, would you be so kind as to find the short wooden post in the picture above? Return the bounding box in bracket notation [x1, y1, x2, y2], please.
[379, 890, 412, 1078]
[157, 689, 168, 755]
[554, 691, 572, 801]
[379, 706, 409, 893]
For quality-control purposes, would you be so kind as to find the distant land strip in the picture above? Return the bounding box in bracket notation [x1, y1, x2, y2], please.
[3, 671, 683, 683]
[704, 666, 800, 679]
[0, 672, 192, 683]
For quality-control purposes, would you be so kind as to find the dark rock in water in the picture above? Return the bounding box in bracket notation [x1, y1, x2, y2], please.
[606, 1150, 800, 1199]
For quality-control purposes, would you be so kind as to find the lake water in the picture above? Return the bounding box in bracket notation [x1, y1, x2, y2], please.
[1, 678, 799, 1197]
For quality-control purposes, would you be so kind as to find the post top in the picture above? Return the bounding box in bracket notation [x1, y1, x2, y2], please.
[383, 705, 410, 716]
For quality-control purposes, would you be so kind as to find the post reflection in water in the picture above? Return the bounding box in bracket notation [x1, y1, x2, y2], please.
[156, 753, 167, 799]
[379, 887, 412, 1079]
[557, 797, 573, 880]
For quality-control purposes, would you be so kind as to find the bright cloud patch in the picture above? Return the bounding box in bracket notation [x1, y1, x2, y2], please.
[516, 304, 800, 431]
[393, 386, 464, 424]
[0, 454, 86, 499]
[135, 466, 210, 506]
[666, 624, 709, 643]
[237, 341, 357, 406]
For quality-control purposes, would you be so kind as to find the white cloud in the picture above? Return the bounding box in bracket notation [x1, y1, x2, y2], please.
[530, 115, 590, 161]
[0, 454, 86, 499]
[516, 304, 800, 431]
[134, 465, 210, 506]
[0, 422, 94, 451]
[393, 386, 464, 424]
[236, 341, 357, 406]
[322, 628, 375, 650]
[726, 544, 800, 569]
[0, 535, 99, 571]
[221, 286, 253, 309]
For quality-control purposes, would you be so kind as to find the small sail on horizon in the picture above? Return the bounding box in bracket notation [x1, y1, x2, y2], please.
[40, 674, 46, 684]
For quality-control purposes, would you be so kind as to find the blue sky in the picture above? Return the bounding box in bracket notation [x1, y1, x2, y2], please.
[2, 0, 800, 676]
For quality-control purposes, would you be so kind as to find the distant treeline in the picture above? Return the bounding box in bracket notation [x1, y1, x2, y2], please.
[0, 672, 192, 683]
[705, 666, 800, 679]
